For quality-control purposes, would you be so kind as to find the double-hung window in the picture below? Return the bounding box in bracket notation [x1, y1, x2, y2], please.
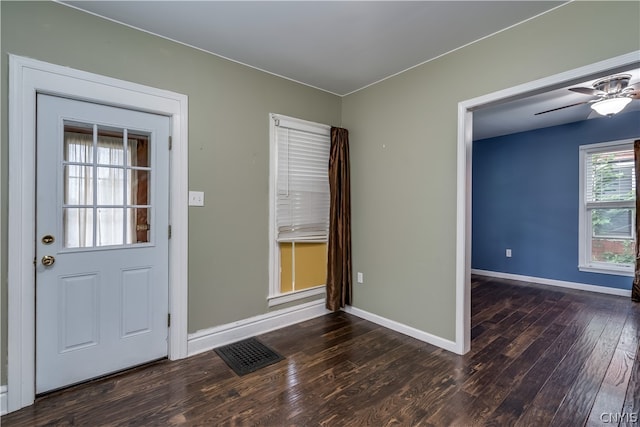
[269, 114, 331, 305]
[579, 139, 635, 276]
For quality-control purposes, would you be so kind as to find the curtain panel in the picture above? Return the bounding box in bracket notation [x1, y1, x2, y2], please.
[633, 139, 640, 302]
[326, 127, 352, 311]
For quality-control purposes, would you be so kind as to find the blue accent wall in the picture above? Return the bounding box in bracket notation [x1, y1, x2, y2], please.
[472, 110, 640, 290]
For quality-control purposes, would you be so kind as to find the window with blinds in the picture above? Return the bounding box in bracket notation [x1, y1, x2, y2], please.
[275, 124, 330, 242]
[579, 140, 635, 275]
[269, 114, 331, 302]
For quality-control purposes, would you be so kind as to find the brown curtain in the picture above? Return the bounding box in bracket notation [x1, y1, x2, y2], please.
[633, 139, 640, 302]
[326, 127, 352, 311]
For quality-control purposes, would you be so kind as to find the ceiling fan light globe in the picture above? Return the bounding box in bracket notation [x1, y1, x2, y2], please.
[590, 97, 632, 116]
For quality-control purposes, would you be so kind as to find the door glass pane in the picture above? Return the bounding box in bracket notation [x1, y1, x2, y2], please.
[96, 208, 124, 246]
[96, 128, 125, 166]
[127, 208, 150, 244]
[64, 125, 93, 163]
[128, 135, 150, 168]
[96, 167, 124, 205]
[64, 165, 93, 205]
[128, 169, 150, 206]
[64, 208, 94, 248]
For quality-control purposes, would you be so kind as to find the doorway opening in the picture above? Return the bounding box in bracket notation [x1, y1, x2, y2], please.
[456, 51, 640, 354]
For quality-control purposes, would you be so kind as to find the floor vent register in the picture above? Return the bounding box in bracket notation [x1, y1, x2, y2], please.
[214, 337, 285, 376]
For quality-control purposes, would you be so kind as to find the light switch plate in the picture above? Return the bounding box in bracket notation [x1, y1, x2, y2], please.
[188, 191, 205, 207]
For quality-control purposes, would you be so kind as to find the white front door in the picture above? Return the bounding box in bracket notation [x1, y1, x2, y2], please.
[35, 94, 170, 394]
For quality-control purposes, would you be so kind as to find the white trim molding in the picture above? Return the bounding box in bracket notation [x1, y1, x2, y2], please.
[7, 55, 189, 413]
[343, 306, 459, 354]
[457, 50, 640, 357]
[268, 286, 326, 307]
[472, 269, 632, 298]
[0, 386, 7, 416]
[188, 300, 330, 356]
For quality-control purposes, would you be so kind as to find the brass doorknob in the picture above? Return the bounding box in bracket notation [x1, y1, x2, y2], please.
[42, 255, 55, 267]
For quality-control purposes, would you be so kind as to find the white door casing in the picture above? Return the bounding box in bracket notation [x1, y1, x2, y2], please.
[36, 95, 170, 393]
[8, 55, 189, 412]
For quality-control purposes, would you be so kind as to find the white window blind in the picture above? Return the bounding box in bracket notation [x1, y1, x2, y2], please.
[585, 148, 635, 204]
[275, 118, 330, 242]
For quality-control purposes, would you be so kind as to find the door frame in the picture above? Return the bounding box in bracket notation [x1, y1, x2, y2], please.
[454, 50, 640, 355]
[7, 55, 189, 412]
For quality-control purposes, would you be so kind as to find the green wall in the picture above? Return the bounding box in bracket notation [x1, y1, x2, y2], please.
[0, 1, 341, 383]
[1, 0, 639, 388]
[342, 0, 640, 340]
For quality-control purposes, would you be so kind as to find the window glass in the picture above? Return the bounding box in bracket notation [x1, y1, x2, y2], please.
[580, 141, 635, 274]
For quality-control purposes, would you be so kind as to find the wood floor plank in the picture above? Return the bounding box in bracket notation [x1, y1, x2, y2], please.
[585, 308, 639, 427]
[620, 309, 640, 427]
[456, 297, 596, 425]
[513, 310, 612, 426]
[288, 339, 426, 425]
[500, 297, 573, 359]
[551, 309, 628, 426]
[3, 276, 639, 427]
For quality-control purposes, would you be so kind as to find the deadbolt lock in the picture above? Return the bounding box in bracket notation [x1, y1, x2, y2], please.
[42, 235, 55, 244]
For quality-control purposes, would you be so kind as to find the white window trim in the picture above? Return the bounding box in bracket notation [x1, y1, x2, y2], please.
[578, 138, 636, 277]
[268, 113, 330, 307]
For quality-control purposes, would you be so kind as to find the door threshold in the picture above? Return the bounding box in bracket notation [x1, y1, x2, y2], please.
[35, 357, 168, 399]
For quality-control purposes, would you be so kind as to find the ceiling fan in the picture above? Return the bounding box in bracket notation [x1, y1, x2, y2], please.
[535, 73, 640, 117]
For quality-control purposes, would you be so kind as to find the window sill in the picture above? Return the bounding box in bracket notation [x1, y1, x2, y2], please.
[578, 264, 634, 277]
[268, 285, 326, 308]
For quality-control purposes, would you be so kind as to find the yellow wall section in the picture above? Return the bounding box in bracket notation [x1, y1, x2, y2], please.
[279, 242, 327, 292]
[280, 243, 293, 293]
[295, 242, 328, 290]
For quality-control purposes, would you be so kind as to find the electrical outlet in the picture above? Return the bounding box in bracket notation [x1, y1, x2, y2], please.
[357, 272, 364, 283]
[506, 249, 512, 258]
[188, 191, 205, 207]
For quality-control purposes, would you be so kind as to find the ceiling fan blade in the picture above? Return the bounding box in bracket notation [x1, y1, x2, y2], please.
[534, 101, 590, 115]
[569, 87, 604, 96]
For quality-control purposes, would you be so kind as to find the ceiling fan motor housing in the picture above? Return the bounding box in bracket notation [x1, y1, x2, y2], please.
[593, 74, 631, 95]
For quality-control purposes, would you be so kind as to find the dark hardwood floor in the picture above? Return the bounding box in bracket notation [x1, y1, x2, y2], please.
[3, 276, 639, 426]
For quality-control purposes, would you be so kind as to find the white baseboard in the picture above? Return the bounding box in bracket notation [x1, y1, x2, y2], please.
[1, 385, 7, 416]
[471, 269, 632, 297]
[187, 299, 330, 356]
[343, 306, 458, 353]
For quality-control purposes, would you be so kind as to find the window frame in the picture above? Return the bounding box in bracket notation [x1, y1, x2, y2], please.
[268, 113, 331, 306]
[578, 139, 636, 276]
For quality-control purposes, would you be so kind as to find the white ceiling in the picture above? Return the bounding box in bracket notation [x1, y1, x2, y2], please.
[61, 1, 639, 139]
[473, 67, 640, 140]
